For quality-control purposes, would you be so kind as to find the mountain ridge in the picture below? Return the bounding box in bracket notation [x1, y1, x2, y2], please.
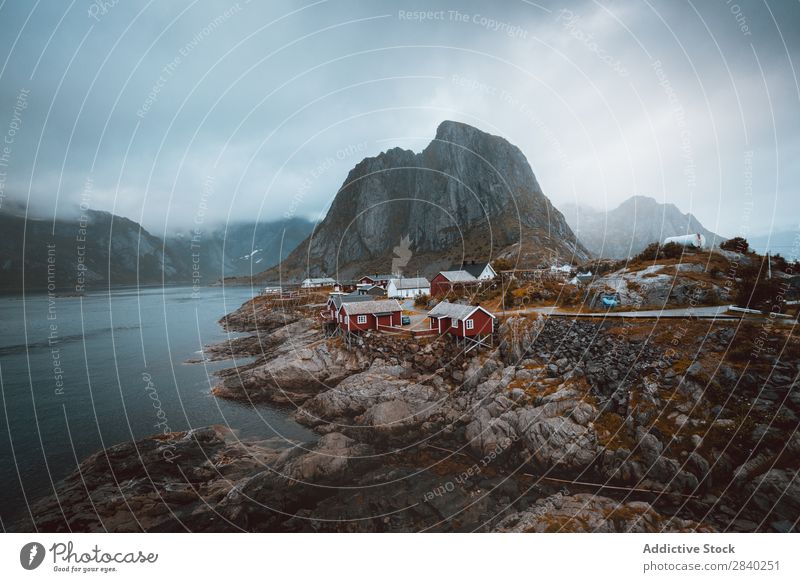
[0, 208, 313, 292]
[562, 195, 725, 259]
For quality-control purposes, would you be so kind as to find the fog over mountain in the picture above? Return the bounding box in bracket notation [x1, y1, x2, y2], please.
[1, 1, 797, 237]
[0, 207, 314, 292]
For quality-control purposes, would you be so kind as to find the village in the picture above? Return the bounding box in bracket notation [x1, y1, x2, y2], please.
[255, 233, 800, 360]
[318, 261, 500, 353]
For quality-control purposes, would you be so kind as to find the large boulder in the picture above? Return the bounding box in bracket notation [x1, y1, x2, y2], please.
[499, 316, 545, 364]
[219, 432, 379, 530]
[213, 339, 363, 403]
[514, 412, 599, 474]
[294, 368, 444, 442]
[464, 408, 518, 459]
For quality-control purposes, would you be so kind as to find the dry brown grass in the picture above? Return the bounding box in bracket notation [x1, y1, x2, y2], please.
[593, 412, 637, 450]
[621, 249, 731, 275]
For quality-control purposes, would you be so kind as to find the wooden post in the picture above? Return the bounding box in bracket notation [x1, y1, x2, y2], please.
[501, 271, 506, 316]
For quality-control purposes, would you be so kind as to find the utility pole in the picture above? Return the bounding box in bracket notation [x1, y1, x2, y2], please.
[767, 252, 772, 280]
[501, 271, 506, 316]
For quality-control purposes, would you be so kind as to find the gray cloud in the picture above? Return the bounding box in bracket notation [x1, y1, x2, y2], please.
[0, 0, 797, 239]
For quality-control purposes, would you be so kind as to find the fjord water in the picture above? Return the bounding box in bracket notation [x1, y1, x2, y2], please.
[0, 285, 314, 529]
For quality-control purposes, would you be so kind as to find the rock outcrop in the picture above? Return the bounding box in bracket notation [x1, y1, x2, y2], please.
[293, 364, 449, 444]
[586, 260, 731, 308]
[211, 325, 365, 403]
[24, 306, 799, 533]
[496, 493, 712, 532]
[26, 425, 288, 532]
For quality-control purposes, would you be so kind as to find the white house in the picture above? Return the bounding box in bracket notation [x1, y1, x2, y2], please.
[301, 277, 336, 288]
[386, 277, 430, 299]
[447, 261, 497, 281]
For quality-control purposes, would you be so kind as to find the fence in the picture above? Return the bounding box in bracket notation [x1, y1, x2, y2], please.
[376, 324, 407, 335]
[411, 328, 439, 338]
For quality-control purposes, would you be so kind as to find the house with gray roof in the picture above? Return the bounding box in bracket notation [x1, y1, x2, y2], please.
[427, 301, 496, 337]
[386, 277, 430, 298]
[447, 260, 497, 281]
[335, 298, 403, 332]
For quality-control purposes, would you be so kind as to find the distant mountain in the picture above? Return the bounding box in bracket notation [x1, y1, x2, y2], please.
[0, 208, 314, 292]
[0, 209, 186, 293]
[164, 218, 315, 281]
[260, 120, 589, 281]
[561, 195, 725, 259]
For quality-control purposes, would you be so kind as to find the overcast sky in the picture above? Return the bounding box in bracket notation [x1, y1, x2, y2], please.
[0, 0, 797, 240]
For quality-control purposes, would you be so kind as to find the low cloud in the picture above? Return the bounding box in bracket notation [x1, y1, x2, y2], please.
[0, 0, 796, 237]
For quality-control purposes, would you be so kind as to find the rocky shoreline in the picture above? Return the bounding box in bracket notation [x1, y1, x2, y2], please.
[23, 297, 800, 532]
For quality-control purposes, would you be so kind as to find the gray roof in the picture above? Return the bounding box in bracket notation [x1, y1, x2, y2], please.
[447, 262, 492, 278]
[329, 293, 373, 309]
[437, 270, 477, 282]
[389, 277, 430, 290]
[427, 301, 495, 320]
[341, 299, 403, 316]
[361, 274, 393, 281]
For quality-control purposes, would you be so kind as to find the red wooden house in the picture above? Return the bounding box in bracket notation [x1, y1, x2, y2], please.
[427, 301, 495, 338]
[336, 299, 403, 332]
[325, 293, 373, 320]
[430, 270, 478, 298]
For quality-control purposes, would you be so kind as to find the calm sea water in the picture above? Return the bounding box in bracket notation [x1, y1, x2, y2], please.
[0, 285, 315, 529]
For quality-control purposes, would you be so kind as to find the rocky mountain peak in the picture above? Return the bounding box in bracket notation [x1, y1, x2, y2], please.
[262, 121, 588, 280]
[434, 119, 495, 143]
[619, 195, 679, 213]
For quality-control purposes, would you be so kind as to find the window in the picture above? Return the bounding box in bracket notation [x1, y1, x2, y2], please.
[451, 318, 458, 328]
[430, 318, 436, 329]
[357, 315, 368, 324]
[466, 319, 474, 330]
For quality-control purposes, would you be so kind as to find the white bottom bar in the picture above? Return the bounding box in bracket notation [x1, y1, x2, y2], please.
[1, 533, 797, 581]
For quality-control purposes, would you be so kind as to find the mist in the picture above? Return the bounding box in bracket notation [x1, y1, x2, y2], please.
[0, 0, 797, 239]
